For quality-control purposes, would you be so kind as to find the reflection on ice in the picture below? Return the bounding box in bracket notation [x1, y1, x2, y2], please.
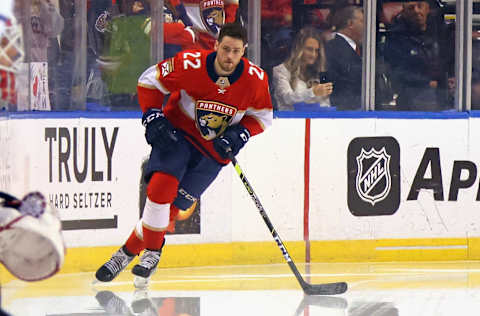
[95, 290, 200, 316]
[5, 261, 480, 316]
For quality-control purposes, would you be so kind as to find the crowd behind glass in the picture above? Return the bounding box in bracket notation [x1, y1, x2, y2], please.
[2, 0, 479, 113]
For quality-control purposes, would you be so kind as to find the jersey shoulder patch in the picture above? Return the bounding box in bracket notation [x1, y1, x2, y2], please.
[160, 58, 175, 77]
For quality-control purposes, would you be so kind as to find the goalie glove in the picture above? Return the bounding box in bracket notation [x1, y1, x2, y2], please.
[142, 108, 179, 151]
[213, 124, 250, 159]
[0, 192, 65, 281]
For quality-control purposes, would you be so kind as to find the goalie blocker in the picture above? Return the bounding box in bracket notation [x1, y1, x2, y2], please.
[0, 191, 65, 281]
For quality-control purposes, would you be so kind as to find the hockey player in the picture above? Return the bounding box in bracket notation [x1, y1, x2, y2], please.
[0, 191, 65, 316]
[167, 0, 239, 50]
[96, 23, 273, 283]
[0, 191, 65, 282]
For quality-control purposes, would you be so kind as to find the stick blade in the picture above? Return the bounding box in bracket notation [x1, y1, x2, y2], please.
[303, 281, 348, 296]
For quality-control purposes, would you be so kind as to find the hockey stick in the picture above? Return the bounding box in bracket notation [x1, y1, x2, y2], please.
[0, 191, 21, 209]
[0, 192, 18, 202]
[230, 157, 347, 295]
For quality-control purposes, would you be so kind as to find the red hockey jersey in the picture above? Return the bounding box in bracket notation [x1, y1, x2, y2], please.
[137, 49, 273, 164]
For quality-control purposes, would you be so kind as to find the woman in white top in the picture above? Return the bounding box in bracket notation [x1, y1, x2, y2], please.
[273, 27, 333, 111]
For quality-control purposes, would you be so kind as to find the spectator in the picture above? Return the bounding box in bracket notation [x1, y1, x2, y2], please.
[447, 71, 455, 108]
[99, 0, 151, 109]
[272, 27, 332, 111]
[54, 0, 82, 110]
[261, 0, 292, 31]
[472, 70, 480, 110]
[0, 0, 24, 111]
[17, 0, 64, 63]
[14, 0, 63, 111]
[325, 5, 364, 110]
[261, 0, 293, 79]
[167, 0, 238, 50]
[384, 1, 449, 111]
[85, 0, 117, 106]
[163, 5, 196, 58]
[473, 29, 480, 71]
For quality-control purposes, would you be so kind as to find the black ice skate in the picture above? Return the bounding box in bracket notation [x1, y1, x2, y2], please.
[131, 249, 161, 278]
[95, 246, 135, 282]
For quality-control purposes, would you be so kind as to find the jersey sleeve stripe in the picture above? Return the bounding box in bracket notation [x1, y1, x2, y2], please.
[137, 82, 157, 90]
[178, 90, 196, 120]
[240, 109, 273, 136]
[240, 115, 266, 136]
[185, 26, 195, 42]
[138, 64, 170, 95]
[246, 108, 272, 128]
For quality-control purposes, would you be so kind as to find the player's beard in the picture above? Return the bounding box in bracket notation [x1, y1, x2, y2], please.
[218, 58, 235, 74]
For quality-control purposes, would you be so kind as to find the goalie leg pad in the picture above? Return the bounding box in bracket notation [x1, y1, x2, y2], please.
[0, 205, 64, 281]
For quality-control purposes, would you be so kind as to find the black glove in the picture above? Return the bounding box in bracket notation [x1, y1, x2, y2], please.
[174, 4, 193, 26]
[142, 109, 178, 150]
[213, 124, 250, 159]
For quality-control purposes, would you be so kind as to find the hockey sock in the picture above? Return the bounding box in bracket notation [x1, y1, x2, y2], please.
[124, 225, 144, 255]
[141, 171, 178, 250]
[143, 226, 166, 250]
[146, 172, 178, 205]
[167, 204, 180, 233]
[142, 198, 170, 249]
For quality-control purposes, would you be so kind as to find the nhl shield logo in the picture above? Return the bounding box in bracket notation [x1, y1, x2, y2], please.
[195, 100, 236, 140]
[355, 147, 391, 206]
[200, 0, 225, 36]
[347, 137, 400, 216]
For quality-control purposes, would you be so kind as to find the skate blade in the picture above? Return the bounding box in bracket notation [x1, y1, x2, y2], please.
[133, 275, 150, 289]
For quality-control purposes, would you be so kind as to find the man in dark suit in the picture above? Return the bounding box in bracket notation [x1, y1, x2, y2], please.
[384, 1, 448, 111]
[325, 6, 364, 110]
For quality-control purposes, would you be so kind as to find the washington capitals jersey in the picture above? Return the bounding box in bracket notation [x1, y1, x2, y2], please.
[137, 49, 273, 164]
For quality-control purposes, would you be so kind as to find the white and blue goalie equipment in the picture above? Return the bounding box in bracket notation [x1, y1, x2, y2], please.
[0, 191, 65, 281]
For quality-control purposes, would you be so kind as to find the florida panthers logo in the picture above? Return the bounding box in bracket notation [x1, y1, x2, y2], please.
[355, 147, 392, 206]
[195, 100, 236, 140]
[200, 0, 225, 36]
